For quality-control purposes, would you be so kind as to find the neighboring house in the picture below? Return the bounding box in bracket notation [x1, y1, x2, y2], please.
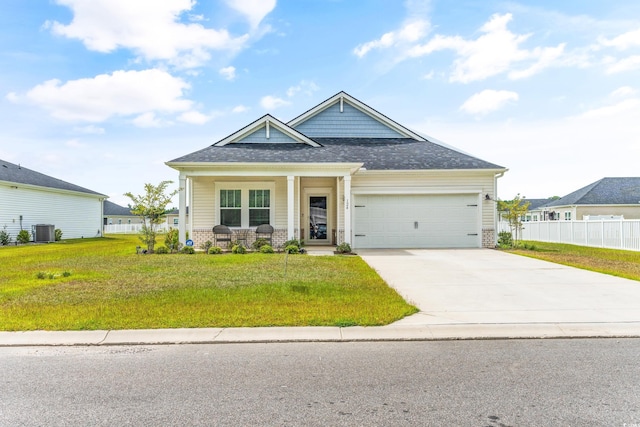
[0, 159, 105, 241]
[530, 177, 640, 221]
[166, 91, 507, 249]
[103, 200, 139, 226]
[521, 199, 554, 222]
[165, 207, 189, 229]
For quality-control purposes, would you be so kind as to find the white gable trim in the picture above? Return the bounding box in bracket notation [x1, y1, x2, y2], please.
[287, 91, 426, 141]
[214, 114, 320, 147]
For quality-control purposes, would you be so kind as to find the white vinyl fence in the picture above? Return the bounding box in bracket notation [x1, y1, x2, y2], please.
[104, 224, 170, 234]
[498, 219, 640, 252]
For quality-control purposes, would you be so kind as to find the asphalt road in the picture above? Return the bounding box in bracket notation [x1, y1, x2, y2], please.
[1, 339, 639, 426]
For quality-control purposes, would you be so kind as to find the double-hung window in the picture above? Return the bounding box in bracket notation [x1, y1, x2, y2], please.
[249, 189, 270, 226]
[220, 189, 241, 227]
[217, 184, 273, 228]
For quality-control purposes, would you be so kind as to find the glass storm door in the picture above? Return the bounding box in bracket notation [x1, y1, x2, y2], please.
[308, 196, 328, 242]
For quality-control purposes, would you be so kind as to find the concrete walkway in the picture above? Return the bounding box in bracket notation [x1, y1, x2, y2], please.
[1, 249, 639, 346]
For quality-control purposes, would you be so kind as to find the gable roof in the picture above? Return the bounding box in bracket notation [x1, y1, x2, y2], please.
[103, 200, 134, 216]
[288, 91, 427, 141]
[169, 138, 503, 170]
[214, 114, 320, 147]
[0, 159, 105, 197]
[168, 91, 506, 172]
[541, 177, 640, 207]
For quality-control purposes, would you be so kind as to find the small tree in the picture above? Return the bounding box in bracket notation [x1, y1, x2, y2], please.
[497, 194, 530, 247]
[124, 181, 178, 253]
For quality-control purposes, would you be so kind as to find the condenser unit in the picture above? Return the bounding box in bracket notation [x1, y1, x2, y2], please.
[33, 224, 55, 243]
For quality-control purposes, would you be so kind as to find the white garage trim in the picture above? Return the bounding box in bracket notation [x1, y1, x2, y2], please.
[352, 192, 482, 249]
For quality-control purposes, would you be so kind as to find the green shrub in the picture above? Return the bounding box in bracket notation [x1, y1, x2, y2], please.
[62, 271, 72, 277]
[155, 246, 169, 254]
[0, 226, 10, 246]
[335, 242, 352, 254]
[284, 244, 299, 254]
[208, 246, 223, 255]
[283, 239, 302, 248]
[200, 240, 213, 253]
[232, 244, 247, 254]
[181, 246, 195, 254]
[165, 227, 180, 253]
[252, 238, 270, 250]
[36, 271, 46, 280]
[259, 244, 274, 254]
[54, 229, 63, 241]
[16, 230, 30, 244]
[498, 231, 513, 248]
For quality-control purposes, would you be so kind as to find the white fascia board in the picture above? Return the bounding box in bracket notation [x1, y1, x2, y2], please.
[165, 162, 363, 177]
[215, 114, 320, 147]
[287, 91, 427, 141]
[351, 187, 484, 195]
[354, 168, 508, 176]
[0, 180, 106, 199]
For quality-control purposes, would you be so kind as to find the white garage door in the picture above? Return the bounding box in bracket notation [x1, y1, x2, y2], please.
[353, 194, 480, 249]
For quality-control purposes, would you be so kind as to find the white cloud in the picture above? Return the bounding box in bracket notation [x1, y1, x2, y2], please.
[16, 69, 192, 122]
[49, 0, 250, 68]
[260, 95, 290, 110]
[579, 98, 640, 119]
[460, 89, 519, 115]
[604, 55, 640, 74]
[286, 80, 319, 97]
[177, 110, 211, 125]
[599, 28, 640, 50]
[358, 12, 565, 83]
[353, 19, 430, 58]
[219, 66, 236, 81]
[224, 0, 276, 29]
[610, 86, 637, 98]
[132, 112, 164, 128]
[232, 105, 249, 113]
[73, 125, 105, 134]
[65, 138, 85, 148]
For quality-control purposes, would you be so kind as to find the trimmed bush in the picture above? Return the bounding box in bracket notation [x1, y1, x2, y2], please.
[201, 240, 213, 252]
[0, 226, 10, 246]
[284, 244, 299, 254]
[54, 229, 63, 241]
[16, 230, 30, 244]
[181, 246, 196, 254]
[232, 244, 247, 254]
[283, 239, 302, 249]
[252, 238, 270, 250]
[155, 246, 169, 254]
[259, 244, 274, 254]
[335, 242, 352, 254]
[498, 231, 513, 248]
[208, 246, 223, 255]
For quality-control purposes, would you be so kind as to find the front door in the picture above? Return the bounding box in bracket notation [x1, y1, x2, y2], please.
[308, 195, 328, 243]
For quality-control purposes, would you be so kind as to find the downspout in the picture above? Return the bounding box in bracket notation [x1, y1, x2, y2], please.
[493, 171, 506, 246]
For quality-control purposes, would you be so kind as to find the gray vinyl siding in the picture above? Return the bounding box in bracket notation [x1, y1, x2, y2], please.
[292, 103, 404, 138]
[237, 125, 297, 143]
[0, 184, 102, 240]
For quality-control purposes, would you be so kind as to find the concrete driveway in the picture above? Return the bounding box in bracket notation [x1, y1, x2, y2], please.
[359, 249, 640, 326]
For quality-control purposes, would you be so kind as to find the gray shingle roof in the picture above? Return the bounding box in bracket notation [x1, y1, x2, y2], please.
[103, 200, 134, 216]
[169, 138, 504, 170]
[0, 159, 105, 196]
[542, 177, 640, 207]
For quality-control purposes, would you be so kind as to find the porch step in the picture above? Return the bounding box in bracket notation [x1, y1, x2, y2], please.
[305, 246, 335, 256]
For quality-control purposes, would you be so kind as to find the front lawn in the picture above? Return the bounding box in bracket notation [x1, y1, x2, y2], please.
[506, 241, 640, 282]
[0, 235, 417, 331]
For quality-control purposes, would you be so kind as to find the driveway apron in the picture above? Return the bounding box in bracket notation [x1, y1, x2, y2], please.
[358, 249, 640, 326]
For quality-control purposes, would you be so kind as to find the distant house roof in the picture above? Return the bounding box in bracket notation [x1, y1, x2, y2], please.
[103, 200, 134, 216]
[166, 207, 189, 215]
[525, 199, 554, 210]
[0, 159, 105, 197]
[541, 177, 640, 207]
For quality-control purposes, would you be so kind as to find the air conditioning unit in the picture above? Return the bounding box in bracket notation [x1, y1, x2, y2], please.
[33, 224, 55, 243]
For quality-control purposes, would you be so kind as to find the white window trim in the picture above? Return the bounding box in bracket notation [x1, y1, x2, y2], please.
[214, 182, 276, 228]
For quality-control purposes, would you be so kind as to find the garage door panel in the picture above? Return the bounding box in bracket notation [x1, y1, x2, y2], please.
[353, 194, 480, 249]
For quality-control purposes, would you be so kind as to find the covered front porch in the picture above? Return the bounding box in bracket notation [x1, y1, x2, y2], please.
[175, 163, 362, 249]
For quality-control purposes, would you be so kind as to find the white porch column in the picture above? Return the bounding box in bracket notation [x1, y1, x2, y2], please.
[178, 174, 187, 244]
[287, 176, 295, 240]
[343, 175, 351, 244]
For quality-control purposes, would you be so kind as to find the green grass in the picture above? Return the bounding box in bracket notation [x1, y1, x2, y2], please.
[0, 235, 417, 331]
[506, 241, 640, 282]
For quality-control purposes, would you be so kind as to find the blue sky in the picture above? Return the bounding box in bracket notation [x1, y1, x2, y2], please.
[1, 0, 639, 206]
